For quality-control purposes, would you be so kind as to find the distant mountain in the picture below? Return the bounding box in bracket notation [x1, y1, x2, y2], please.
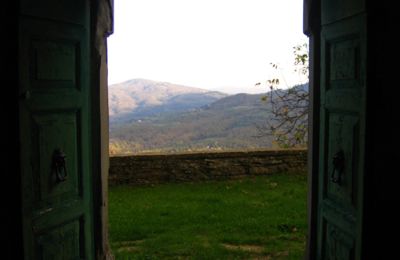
[109, 79, 227, 124]
[109, 92, 273, 155]
[109, 79, 308, 155]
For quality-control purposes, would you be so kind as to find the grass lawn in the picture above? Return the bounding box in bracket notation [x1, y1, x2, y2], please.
[108, 173, 307, 259]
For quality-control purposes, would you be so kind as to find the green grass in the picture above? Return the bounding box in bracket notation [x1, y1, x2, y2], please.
[108, 173, 307, 259]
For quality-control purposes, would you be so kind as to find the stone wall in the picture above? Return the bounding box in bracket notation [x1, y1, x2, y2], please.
[109, 149, 307, 185]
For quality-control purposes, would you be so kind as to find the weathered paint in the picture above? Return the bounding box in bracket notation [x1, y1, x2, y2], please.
[316, 1, 366, 259]
[19, 0, 95, 258]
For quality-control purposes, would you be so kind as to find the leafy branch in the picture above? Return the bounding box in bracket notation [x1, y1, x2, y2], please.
[255, 43, 309, 148]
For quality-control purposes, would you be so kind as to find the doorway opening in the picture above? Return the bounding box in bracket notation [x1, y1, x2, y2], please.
[106, 0, 309, 258]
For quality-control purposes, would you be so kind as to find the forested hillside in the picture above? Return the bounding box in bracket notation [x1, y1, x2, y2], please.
[109, 79, 306, 155]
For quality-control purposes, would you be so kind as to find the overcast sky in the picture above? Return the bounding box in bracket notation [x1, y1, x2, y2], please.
[107, 0, 308, 94]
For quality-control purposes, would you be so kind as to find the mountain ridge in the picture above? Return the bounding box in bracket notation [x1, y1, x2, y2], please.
[109, 78, 228, 123]
[108, 78, 308, 155]
[108, 79, 273, 155]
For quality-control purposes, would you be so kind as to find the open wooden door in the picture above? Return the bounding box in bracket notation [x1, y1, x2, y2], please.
[306, 0, 367, 259]
[18, 0, 95, 258]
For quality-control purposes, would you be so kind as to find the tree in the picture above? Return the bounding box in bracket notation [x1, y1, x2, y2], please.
[255, 43, 309, 148]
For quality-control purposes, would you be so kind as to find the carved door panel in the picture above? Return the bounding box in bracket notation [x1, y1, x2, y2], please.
[317, 1, 366, 259]
[19, 0, 94, 259]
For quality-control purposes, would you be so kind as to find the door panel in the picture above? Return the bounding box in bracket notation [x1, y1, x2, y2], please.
[31, 111, 81, 210]
[31, 39, 79, 88]
[325, 113, 359, 207]
[317, 13, 366, 260]
[35, 219, 82, 259]
[322, 220, 355, 260]
[20, 19, 86, 91]
[19, 1, 94, 259]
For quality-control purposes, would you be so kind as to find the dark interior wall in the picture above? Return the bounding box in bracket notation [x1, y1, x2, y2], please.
[2, 1, 23, 259]
[364, 2, 400, 259]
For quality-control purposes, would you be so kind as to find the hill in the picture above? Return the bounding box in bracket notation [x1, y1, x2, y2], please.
[109, 79, 308, 155]
[109, 83, 274, 155]
[109, 79, 227, 124]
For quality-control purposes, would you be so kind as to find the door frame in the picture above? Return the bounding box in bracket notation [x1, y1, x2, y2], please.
[303, 0, 320, 259]
[91, 0, 114, 258]
[90, 0, 321, 258]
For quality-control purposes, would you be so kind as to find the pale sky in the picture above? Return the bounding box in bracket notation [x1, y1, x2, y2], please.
[108, 0, 308, 94]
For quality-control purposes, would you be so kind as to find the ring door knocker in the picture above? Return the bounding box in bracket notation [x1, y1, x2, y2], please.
[331, 150, 345, 185]
[52, 149, 67, 183]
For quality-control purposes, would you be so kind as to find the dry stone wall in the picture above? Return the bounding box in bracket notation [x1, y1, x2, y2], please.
[109, 149, 307, 185]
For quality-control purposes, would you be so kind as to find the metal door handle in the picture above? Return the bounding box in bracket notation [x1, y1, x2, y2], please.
[52, 149, 67, 183]
[331, 150, 344, 184]
[19, 90, 31, 100]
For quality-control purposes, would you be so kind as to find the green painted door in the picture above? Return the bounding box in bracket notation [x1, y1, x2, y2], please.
[317, 1, 366, 259]
[19, 0, 94, 259]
